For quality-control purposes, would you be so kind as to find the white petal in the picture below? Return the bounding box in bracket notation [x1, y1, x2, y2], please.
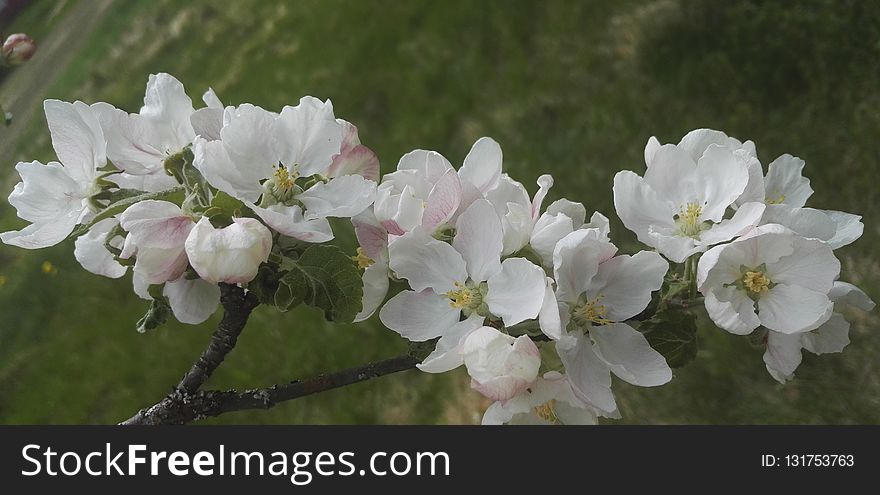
[219, 104, 278, 181]
[531, 174, 554, 219]
[704, 286, 761, 335]
[823, 210, 863, 249]
[767, 236, 839, 293]
[557, 332, 617, 414]
[590, 322, 672, 387]
[354, 262, 390, 322]
[485, 257, 546, 326]
[828, 281, 875, 311]
[388, 229, 468, 293]
[397, 149, 454, 183]
[677, 128, 739, 163]
[693, 144, 750, 222]
[164, 277, 221, 325]
[643, 144, 698, 207]
[758, 284, 833, 334]
[453, 199, 503, 282]
[44, 99, 104, 183]
[759, 205, 836, 243]
[378, 290, 462, 341]
[421, 168, 462, 232]
[530, 212, 575, 265]
[802, 313, 850, 355]
[698, 201, 765, 246]
[459, 136, 502, 193]
[298, 175, 376, 219]
[612, 170, 676, 247]
[552, 229, 617, 303]
[140, 73, 196, 147]
[191, 107, 224, 141]
[0, 214, 80, 249]
[73, 218, 127, 278]
[274, 97, 343, 176]
[192, 136, 264, 203]
[644, 135, 661, 166]
[589, 251, 668, 321]
[538, 277, 563, 340]
[91, 102, 165, 175]
[546, 199, 587, 227]
[250, 203, 333, 243]
[500, 201, 533, 255]
[763, 331, 803, 384]
[764, 154, 812, 207]
[417, 315, 484, 373]
[461, 327, 540, 401]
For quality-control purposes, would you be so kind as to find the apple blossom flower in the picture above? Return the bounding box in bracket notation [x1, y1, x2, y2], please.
[697, 224, 840, 336]
[374, 136, 501, 238]
[484, 174, 553, 255]
[546, 229, 671, 415]
[1, 100, 106, 249]
[613, 138, 766, 263]
[118, 200, 195, 285]
[481, 371, 599, 425]
[460, 326, 541, 401]
[763, 281, 875, 383]
[73, 218, 127, 278]
[379, 199, 546, 343]
[756, 154, 863, 249]
[184, 217, 272, 284]
[192, 98, 376, 242]
[644, 128, 764, 206]
[2, 33, 37, 65]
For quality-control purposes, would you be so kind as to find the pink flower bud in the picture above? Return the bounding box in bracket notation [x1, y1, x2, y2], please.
[2, 33, 36, 65]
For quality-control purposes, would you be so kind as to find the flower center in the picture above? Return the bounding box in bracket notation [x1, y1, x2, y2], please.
[573, 295, 612, 326]
[445, 281, 488, 317]
[674, 202, 707, 238]
[742, 270, 771, 295]
[273, 165, 297, 191]
[351, 247, 374, 270]
[766, 192, 785, 205]
[534, 400, 559, 424]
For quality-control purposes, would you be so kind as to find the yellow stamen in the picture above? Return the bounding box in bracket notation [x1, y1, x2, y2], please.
[766, 193, 786, 205]
[273, 165, 296, 191]
[534, 400, 559, 424]
[742, 270, 770, 294]
[351, 247, 375, 270]
[446, 282, 473, 309]
[574, 296, 612, 326]
[677, 202, 704, 237]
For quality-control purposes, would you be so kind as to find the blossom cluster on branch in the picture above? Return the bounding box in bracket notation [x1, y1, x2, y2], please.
[1, 73, 874, 425]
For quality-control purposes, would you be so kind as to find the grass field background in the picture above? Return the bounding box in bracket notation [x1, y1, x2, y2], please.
[0, 0, 877, 424]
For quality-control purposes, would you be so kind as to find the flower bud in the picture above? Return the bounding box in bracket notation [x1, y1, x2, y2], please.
[2, 33, 36, 65]
[184, 217, 272, 284]
[462, 326, 541, 401]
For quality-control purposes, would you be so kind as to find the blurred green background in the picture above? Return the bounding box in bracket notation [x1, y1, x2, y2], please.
[0, 0, 877, 424]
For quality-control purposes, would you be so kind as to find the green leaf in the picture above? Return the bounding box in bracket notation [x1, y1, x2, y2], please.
[204, 190, 249, 226]
[275, 245, 364, 323]
[69, 186, 185, 238]
[639, 310, 698, 369]
[136, 292, 171, 333]
[247, 263, 281, 307]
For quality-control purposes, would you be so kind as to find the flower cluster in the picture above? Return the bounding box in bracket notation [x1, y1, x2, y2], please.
[1, 75, 873, 424]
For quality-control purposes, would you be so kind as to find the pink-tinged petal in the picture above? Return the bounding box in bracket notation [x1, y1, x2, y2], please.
[459, 136, 502, 194]
[119, 200, 194, 284]
[327, 143, 380, 182]
[164, 276, 221, 325]
[352, 209, 388, 262]
[590, 322, 672, 387]
[378, 290, 462, 341]
[462, 327, 540, 401]
[389, 229, 468, 293]
[485, 257, 546, 326]
[250, 203, 334, 243]
[452, 199, 503, 282]
[421, 168, 462, 232]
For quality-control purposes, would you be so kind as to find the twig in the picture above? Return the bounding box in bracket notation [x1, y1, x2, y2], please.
[120, 354, 418, 425]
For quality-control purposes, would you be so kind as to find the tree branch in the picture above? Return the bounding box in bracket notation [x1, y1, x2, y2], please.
[120, 354, 418, 425]
[177, 283, 259, 394]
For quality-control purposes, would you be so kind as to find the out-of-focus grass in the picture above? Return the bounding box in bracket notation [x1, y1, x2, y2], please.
[0, 0, 877, 424]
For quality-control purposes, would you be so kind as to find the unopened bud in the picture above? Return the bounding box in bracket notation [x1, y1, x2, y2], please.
[2, 33, 36, 65]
